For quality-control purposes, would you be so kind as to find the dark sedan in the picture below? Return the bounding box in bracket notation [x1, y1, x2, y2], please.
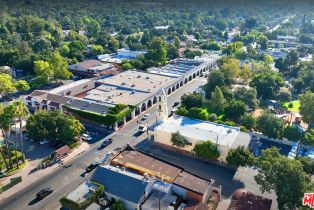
[86, 163, 99, 173]
[101, 138, 113, 148]
[36, 187, 53, 200]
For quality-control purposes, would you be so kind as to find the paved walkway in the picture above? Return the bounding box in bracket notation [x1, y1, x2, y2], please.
[0, 142, 90, 201]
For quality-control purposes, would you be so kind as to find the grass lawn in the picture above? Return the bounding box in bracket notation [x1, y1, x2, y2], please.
[0, 150, 26, 175]
[5, 161, 27, 176]
[284, 100, 300, 112]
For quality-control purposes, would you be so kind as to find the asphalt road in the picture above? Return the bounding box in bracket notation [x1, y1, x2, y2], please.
[0, 77, 207, 210]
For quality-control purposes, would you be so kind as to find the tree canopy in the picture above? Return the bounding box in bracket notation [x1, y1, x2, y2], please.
[192, 141, 220, 160]
[299, 92, 314, 125]
[255, 147, 311, 209]
[250, 72, 284, 99]
[226, 146, 254, 167]
[181, 93, 206, 110]
[26, 110, 84, 144]
[256, 111, 285, 139]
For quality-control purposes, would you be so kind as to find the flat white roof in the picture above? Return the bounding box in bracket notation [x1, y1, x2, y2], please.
[85, 70, 179, 105]
[67, 182, 99, 203]
[155, 115, 240, 147]
[48, 79, 92, 94]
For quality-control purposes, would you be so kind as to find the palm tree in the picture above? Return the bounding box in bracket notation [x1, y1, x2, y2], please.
[0, 105, 9, 171]
[0, 105, 14, 169]
[10, 100, 29, 163]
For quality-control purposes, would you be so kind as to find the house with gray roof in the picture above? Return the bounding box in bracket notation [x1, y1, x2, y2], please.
[90, 165, 151, 210]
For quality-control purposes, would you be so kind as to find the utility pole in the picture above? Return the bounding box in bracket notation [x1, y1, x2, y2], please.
[158, 190, 161, 210]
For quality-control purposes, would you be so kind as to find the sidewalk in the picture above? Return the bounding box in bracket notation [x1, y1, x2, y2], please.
[0, 142, 90, 201]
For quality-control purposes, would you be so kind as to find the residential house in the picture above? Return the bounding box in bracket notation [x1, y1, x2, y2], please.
[68, 60, 117, 78]
[90, 165, 151, 210]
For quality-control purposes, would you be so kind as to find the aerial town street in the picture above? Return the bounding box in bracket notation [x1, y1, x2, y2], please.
[0, 77, 210, 210]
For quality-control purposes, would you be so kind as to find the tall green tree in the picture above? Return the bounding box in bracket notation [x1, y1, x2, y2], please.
[33, 60, 52, 83]
[204, 70, 225, 98]
[49, 52, 72, 81]
[225, 99, 246, 121]
[108, 37, 119, 52]
[0, 73, 16, 96]
[241, 113, 256, 130]
[167, 44, 179, 59]
[10, 100, 28, 162]
[220, 58, 241, 85]
[192, 141, 220, 160]
[256, 111, 285, 139]
[0, 105, 14, 169]
[250, 72, 284, 99]
[209, 87, 225, 115]
[26, 110, 84, 144]
[91, 44, 104, 56]
[283, 126, 302, 141]
[181, 93, 206, 110]
[303, 129, 314, 146]
[15, 80, 30, 92]
[255, 147, 311, 209]
[299, 92, 314, 125]
[145, 37, 167, 66]
[0, 105, 9, 170]
[187, 107, 208, 121]
[226, 146, 254, 167]
[257, 35, 268, 50]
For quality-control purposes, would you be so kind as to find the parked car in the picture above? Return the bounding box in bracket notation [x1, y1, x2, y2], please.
[101, 138, 113, 148]
[86, 163, 99, 173]
[171, 107, 178, 116]
[138, 125, 148, 132]
[142, 113, 150, 120]
[0, 172, 5, 178]
[40, 139, 49, 145]
[36, 187, 53, 200]
[114, 147, 122, 152]
[172, 102, 180, 107]
[81, 134, 92, 141]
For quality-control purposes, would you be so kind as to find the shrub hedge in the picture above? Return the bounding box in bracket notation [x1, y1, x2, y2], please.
[0, 176, 22, 193]
[64, 104, 135, 126]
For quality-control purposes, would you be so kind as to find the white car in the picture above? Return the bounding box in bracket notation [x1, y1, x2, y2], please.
[40, 139, 49, 145]
[81, 134, 92, 141]
[138, 125, 148, 132]
[142, 114, 150, 120]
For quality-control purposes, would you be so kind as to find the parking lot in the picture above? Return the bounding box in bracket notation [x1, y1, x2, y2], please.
[248, 137, 292, 157]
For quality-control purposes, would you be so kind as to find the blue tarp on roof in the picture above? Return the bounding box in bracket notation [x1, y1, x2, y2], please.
[90, 166, 148, 204]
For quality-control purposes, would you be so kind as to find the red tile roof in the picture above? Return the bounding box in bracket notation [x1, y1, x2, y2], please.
[55, 145, 70, 156]
[78, 60, 102, 69]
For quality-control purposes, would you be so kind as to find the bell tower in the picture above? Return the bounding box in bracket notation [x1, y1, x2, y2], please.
[157, 89, 168, 123]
